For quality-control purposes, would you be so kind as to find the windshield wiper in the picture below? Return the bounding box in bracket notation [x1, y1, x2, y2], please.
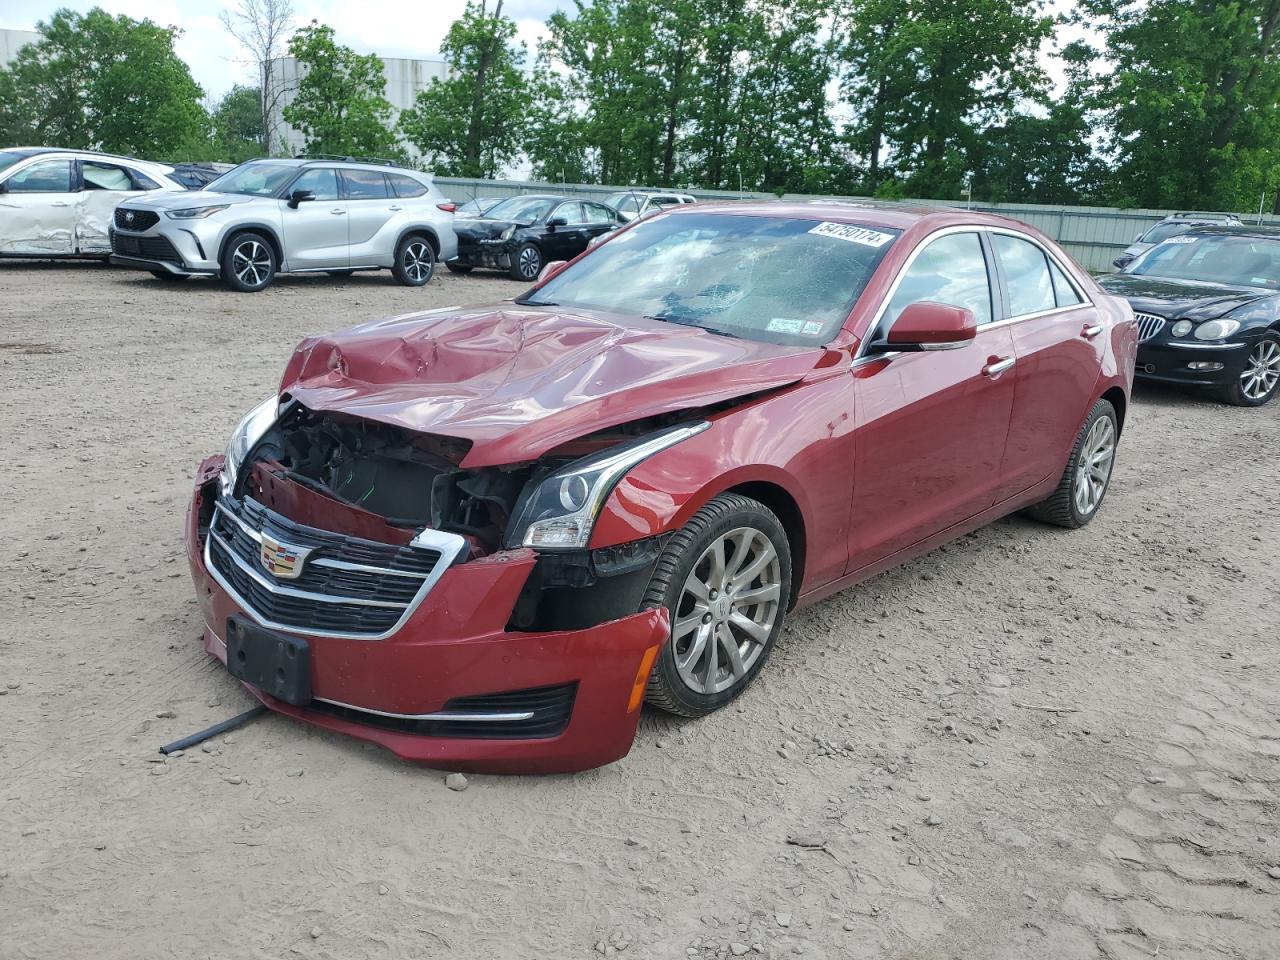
[644, 314, 742, 339]
[514, 297, 557, 306]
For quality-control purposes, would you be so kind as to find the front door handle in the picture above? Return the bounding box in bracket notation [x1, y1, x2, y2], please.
[330, 208, 346, 215]
[1082, 323, 1104, 339]
[983, 356, 1016, 379]
[52, 201, 71, 207]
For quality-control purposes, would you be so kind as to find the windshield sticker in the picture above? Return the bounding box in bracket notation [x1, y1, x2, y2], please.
[767, 318, 805, 334]
[802, 320, 824, 335]
[1164, 236, 1197, 244]
[809, 222, 895, 247]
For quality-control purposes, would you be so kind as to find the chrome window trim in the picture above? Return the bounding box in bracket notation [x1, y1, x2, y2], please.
[313, 696, 535, 723]
[854, 224, 1095, 361]
[204, 510, 468, 641]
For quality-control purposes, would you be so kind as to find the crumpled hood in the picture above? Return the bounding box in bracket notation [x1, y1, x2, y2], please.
[1097, 274, 1272, 321]
[124, 189, 264, 211]
[279, 305, 824, 467]
[454, 218, 520, 240]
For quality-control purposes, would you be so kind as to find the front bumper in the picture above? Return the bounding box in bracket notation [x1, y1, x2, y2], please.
[109, 224, 220, 275]
[451, 239, 515, 271]
[184, 457, 669, 774]
[1136, 339, 1249, 386]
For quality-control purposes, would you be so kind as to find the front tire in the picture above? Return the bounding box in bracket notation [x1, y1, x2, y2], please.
[1026, 398, 1118, 529]
[1221, 334, 1280, 406]
[393, 235, 435, 286]
[642, 494, 791, 717]
[509, 242, 542, 281]
[220, 231, 276, 292]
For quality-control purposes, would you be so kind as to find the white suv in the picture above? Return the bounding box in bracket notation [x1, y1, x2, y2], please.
[603, 190, 697, 222]
[110, 158, 459, 292]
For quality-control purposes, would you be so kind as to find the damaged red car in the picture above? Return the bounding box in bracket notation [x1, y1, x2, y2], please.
[186, 202, 1137, 773]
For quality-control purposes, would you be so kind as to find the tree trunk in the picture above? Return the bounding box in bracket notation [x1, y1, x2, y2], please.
[464, 0, 504, 175]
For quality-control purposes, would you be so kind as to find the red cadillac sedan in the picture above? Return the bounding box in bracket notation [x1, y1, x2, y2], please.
[186, 202, 1137, 773]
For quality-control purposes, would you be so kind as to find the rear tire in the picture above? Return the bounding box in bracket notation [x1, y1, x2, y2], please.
[509, 242, 542, 281]
[220, 231, 276, 292]
[642, 494, 791, 717]
[393, 235, 435, 286]
[445, 261, 473, 274]
[149, 271, 190, 282]
[1220, 333, 1280, 406]
[1025, 398, 1118, 529]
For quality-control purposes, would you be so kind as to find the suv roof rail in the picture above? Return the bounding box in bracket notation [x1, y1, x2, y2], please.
[298, 153, 402, 168]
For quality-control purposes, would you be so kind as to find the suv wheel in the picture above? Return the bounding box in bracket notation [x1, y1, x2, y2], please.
[221, 232, 276, 292]
[642, 494, 791, 717]
[510, 242, 542, 281]
[1222, 334, 1280, 406]
[393, 235, 435, 286]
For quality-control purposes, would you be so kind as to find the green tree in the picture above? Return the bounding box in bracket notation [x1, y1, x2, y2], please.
[282, 22, 401, 159]
[1076, 0, 1280, 211]
[212, 85, 267, 162]
[399, 0, 529, 177]
[0, 7, 208, 156]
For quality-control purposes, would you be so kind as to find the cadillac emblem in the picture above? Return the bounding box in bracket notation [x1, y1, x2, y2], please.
[259, 534, 311, 580]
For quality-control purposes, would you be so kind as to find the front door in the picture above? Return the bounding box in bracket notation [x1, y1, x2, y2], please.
[848, 230, 1017, 574]
[281, 167, 348, 270]
[0, 158, 77, 255]
[545, 201, 588, 261]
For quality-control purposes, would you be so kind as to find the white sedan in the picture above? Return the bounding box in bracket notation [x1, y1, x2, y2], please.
[0, 147, 187, 258]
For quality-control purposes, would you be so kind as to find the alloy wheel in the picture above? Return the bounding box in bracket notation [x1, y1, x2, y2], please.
[671, 526, 781, 695]
[232, 240, 271, 288]
[518, 246, 541, 279]
[1073, 415, 1115, 516]
[403, 242, 432, 282]
[1241, 340, 1280, 401]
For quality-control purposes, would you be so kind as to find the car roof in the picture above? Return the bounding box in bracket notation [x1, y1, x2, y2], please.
[661, 198, 1039, 232]
[4, 146, 174, 171]
[1181, 224, 1280, 240]
[240, 157, 425, 176]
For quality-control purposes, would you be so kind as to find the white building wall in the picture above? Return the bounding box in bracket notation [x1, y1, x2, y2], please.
[1, 29, 41, 66]
[266, 55, 450, 161]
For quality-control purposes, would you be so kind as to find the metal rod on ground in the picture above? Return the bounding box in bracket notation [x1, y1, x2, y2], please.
[158, 705, 268, 755]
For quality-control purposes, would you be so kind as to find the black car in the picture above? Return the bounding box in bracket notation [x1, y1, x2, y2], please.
[447, 194, 623, 281]
[1098, 226, 1280, 406]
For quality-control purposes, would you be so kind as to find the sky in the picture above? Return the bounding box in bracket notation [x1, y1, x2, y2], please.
[2, 0, 1088, 105]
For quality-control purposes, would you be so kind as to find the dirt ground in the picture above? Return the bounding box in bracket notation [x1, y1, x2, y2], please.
[1, 260, 1277, 960]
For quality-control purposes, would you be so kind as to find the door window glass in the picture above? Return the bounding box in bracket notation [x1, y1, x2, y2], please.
[583, 203, 614, 224]
[6, 159, 73, 193]
[341, 170, 390, 200]
[884, 232, 992, 331]
[993, 234, 1057, 316]
[553, 202, 586, 224]
[289, 168, 340, 201]
[387, 173, 428, 198]
[1048, 257, 1083, 307]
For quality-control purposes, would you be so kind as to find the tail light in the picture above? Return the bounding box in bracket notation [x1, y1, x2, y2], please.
[437, 202, 457, 213]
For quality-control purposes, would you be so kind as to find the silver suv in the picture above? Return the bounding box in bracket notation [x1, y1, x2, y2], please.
[109, 158, 458, 292]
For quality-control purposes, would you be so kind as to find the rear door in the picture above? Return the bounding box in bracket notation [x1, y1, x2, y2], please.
[0, 157, 77, 255]
[281, 167, 348, 270]
[77, 160, 162, 254]
[340, 169, 395, 264]
[989, 231, 1102, 500]
[581, 201, 618, 244]
[848, 230, 1017, 573]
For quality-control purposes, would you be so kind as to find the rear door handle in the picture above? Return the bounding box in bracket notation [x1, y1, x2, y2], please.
[52, 202, 71, 207]
[330, 208, 346, 215]
[388, 205, 402, 212]
[983, 356, 1016, 378]
[1082, 324, 1104, 339]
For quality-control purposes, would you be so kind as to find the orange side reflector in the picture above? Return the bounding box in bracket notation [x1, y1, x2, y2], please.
[627, 644, 661, 713]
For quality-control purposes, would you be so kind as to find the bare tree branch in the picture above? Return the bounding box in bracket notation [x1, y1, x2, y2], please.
[219, 0, 297, 155]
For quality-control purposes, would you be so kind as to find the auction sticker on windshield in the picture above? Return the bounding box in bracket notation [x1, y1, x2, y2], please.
[808, 222, 895, 247]
[1164, 236, 1198, 244]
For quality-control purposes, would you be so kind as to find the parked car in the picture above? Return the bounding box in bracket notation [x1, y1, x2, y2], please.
[1098, 226, 1280, 405]
[186, 202, 1134, 773]
[449, 194, 624, 280]
[604, 190, 697, 222]
[1112, 212, 1243, 270]
[109, 158, 458, 292]
[454, 196, 503, 217]
[0, 147, 187, 258]
[167, 162, 234, 190]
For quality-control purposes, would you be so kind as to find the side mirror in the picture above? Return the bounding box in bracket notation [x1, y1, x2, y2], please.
[537, 260, 568, 283]
[547, 215, 568, 229]
[882, 302, 977, 351]
[287, 189, 315, 209]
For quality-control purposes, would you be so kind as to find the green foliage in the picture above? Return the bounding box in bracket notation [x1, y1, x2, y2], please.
[282, 22, 401, 160]
[212, 85, 267, 163]
[399, 1, 529, 177]
[1076, 0, 1280, 211]
[0, 7, 209, 157]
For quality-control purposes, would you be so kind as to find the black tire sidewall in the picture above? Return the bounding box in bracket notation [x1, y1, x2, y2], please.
[394, 235, 434, 286]
[1066, 400, 1118, 526]
[220, 231, 275, 292]
[645, 497, 791, 716]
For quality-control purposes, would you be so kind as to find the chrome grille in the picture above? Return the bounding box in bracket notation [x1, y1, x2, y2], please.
[1134, 312, 1166, 343]
[205, 496, 466, 640]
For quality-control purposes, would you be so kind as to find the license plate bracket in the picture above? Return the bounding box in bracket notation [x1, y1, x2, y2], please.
[116, 236, 141, 255]
[225, 616, 312, 706]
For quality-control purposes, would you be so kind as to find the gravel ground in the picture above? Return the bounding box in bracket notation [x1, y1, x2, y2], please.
[1, 261, 1278, 960]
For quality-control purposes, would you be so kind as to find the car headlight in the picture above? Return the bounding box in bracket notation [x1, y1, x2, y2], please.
[500, 225, 516, 240]
[1194, 319, 1241, 341]
[166, 204, 229, 220]
[1170, 320, 1192, 337]
[219, 396, 279, 495]
[507, 423, 709, 550]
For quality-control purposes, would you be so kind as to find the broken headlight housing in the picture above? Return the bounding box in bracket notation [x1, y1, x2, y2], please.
[218, 396, 279, 496]
[507, 423, 709, 550]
